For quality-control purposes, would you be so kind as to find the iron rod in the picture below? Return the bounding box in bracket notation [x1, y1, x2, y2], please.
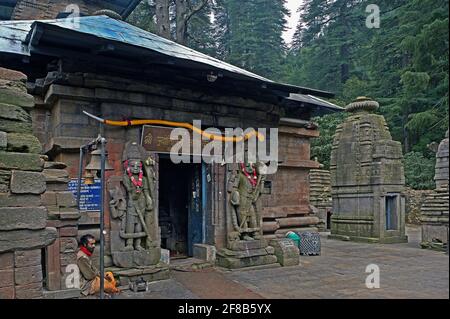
[100, 138, 106, 299]
[77, 147, 84, 210]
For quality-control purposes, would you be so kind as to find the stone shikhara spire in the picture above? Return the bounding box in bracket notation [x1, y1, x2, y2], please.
[329, 97, 407, 243]
[420, 130, 449, 251]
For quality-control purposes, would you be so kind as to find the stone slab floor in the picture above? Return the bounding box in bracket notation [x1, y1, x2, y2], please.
[115, 226, 449, 299]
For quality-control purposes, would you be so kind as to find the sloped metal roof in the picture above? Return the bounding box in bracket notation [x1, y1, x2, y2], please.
[0, 15, 334, 98]
[0, 15, 341, 113]
[288, 94, 343, 112]
[0, 0, 141, 20]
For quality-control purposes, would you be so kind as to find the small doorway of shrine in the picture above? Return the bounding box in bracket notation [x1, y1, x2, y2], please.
[158, 156, 203, 258]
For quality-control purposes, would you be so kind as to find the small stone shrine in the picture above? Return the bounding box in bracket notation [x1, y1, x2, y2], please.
[329, 97, 407, 243]
[420, 130, 449, 250]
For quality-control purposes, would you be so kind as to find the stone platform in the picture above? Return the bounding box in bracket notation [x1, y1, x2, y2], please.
[217, 239, 278, 269]
[328, 233, 408, 244]
[107, 262, 170, 287]
[112, 248, 161, 268]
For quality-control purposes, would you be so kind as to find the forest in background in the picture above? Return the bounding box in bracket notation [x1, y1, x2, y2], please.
[127, 0, 449, 189]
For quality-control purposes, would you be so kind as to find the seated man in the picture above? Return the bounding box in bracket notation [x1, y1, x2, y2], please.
[77, 234, 120, 296]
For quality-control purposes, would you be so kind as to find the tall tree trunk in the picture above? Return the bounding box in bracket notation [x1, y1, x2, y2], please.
[176, 0, 188, 45]
[155, 0, 171, 39]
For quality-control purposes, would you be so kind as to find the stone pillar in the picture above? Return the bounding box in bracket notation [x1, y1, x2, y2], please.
[309, 168, 332, 231]
[420, 131, 449, 250]
[261, 123, 321, 239]
[329, 97, 407, 243]
[0, 67, 57, 298]
[42, 160, 80, 294]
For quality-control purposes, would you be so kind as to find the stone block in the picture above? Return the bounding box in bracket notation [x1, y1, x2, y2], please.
[6, 133, 42, 153]
[112, 251, 133, 268]
[0, 87, 35, 109]
[0, 103, 31, 122]
[0, 152, 44, 171]
[0, 193, 42, 207]
[14, 250, 41, 268]
[56, 191, 76, 208]
[0, 131, 6, 149]
[41, 191, 57, 206]
[134, 249, 161, 266]
[0, 286, 14, 299]
[60, 252, 77, 267]
[14, 265, 43, 285]
[227, 239, 268, 251]
[59, 227, 78, 237]
[0, 253, 13, 269]
[10, 170, 46, 194]
[45, 239, 61, 291]
[193, 244, 216, 263]
[15, 282, 43, 299]
[43, 169, 69, 183]
[160, 249, 170, 265]
[44, 161, 67, 169]
[217, 254, 278, 269]
[0, 169, 10, 192]
[217, 247, 274, 259]
[59, 209, 81, 220]
[60, 238, 78, 254]
[0, 269, 14, 288]
[0, 67, 27, 82]
[0, 227, 57, 253]
[0, 119, 33, 133]
[46, 183, 70, 191]
[269, 238, 300, 267]
[46, 219, 78, 228]
[0, 207, 47, 230]
[43, 288, 80, 299]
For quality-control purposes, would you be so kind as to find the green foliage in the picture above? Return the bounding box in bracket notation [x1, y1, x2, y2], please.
[310, 111, 347, 169]
[285, 0, 449, 161]
[126, 0, 448, 188]
[403, 151, 436, 190]
[126, 0, 157, 33]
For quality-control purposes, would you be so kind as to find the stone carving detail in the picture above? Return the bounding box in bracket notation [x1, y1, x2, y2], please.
[109, 142, 160, 268]
[228, 161, 266, 241]
[217, 157, 278, 269]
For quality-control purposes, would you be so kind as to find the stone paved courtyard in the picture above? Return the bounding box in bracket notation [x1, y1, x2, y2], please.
[115, 226, 449, 299]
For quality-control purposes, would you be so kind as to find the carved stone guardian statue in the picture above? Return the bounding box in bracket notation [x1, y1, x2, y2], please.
[109, 142, 161, 268]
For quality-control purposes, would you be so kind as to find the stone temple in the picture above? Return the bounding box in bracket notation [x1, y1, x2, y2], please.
[420, 131, 449, 250]
[329, 97, 407, 243]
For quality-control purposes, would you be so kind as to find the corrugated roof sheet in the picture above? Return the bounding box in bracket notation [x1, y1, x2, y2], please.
[288, 94, 343, 112]
[0, 0, 141, 20]
[1, 16, 320, 87]
[0, 19, 30, 55]
[0, 15, 340, 112]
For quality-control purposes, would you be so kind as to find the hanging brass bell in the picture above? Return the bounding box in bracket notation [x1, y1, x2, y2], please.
[84, 149, 114, 184]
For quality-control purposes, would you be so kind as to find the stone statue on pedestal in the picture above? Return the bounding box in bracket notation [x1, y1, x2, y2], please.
[108, 142, 160, 268]
[229, 161, 266, 241]
[217, 154, 278, 269]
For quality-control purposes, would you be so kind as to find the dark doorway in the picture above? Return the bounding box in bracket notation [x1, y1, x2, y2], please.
[158, 157, 203, 258]
[385, 195, 398, 230]
[326, 210, 332, 230]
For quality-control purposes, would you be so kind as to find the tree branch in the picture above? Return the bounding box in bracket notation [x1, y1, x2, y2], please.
[185, 0, 209, 23]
